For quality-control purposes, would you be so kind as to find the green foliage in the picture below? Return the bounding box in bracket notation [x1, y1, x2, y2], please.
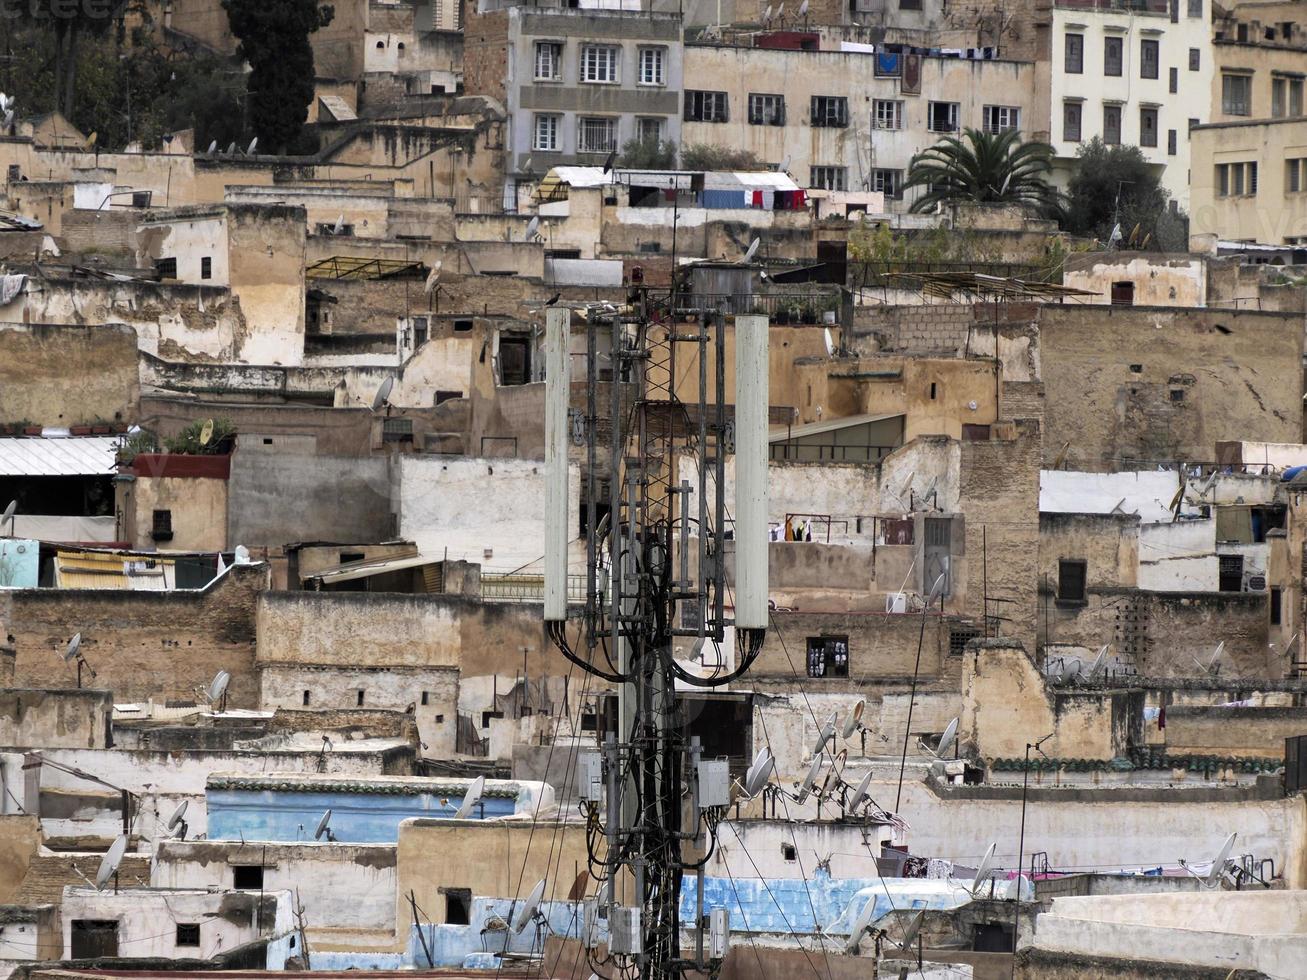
[680, 143, 766, 172]
[904, 128, 1063, 219]
[115, 428, 159, 465]
[1064, 137, 1187, 250]
[222, 0, 334, 154]
[164, 418, 236, 455]
[618, 136, 678, 170]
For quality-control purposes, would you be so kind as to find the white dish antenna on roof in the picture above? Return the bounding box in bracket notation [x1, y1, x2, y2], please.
[167, 800, 190, 840]
[331, 213, 345, 236]
[372, 375, 395, 412]
[1193, 641, 1224, 677]
[969, 842, 998, 896]
[743, 238, 760, 263]
[1183, 832, 1237, 888]
[813, 710, 838, 755]
[2, 498, 15, 535]
[841, 698, 865, 740]
[1085, 645, 1108, 681]
[424, 260, 443, 294]
[226, 141, 237, 155]
[844, 893, 876, 953]
[824, 327, 836, 358]
[891, 911, 924, 951]
[454, 775, 485, 819]
[763, 3, 773, 21]
[511, 878, 546, 934]
[847, 769, 873, 811]
[798, 0, 809, 14]
[314, 808, 336, 842]
[795, 754, 823, 804]
[207, 140, 218, 154]
[744, 746, 775, 798]
[525, 216, 541, 241]
[198, 418, 215, 447]
[206, 669, 230, 707]
[935, 716, 959, 758]
[245, 137, 258, 155]
[64, 633, 82, 662]
[95, 834, 129, 891]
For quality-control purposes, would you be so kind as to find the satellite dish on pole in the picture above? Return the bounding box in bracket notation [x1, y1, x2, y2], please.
[454, 775, 485, 819]
[314, 809, 336, 842]
[1204, 832, 1237, 888]
[744, 746, 774, 798]
[511, 878, 546, 934]
[206, 669, 230, 706]
[331, 214, 345, 236]
[95, 834, 129, 891]
[167, 800, 189, 840]
[824, 327, 836, 358]
[198, 418, 215, 447]
[2, 499, 15, 535]
[969, 842, 998, 896]
[892, 911, 924, 951]
[743, 238, 760, 263]
[525, 216, 541, 241]
[847, 769, 873, 811]
[795, 754, 823, 804]
[207, 140, 218, 154]
[936, 717, 959, 758]
[424, 260, 443, 294]
[64, 633, 82, 662]
[813, 710, 838, 755]
[845, 893, 876, 953]
[842, 698, 865, 740]
[372, 376, 395, 412]
[246, 137, 258, 155]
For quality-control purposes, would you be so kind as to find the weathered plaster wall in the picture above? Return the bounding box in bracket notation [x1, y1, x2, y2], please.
[0, 688, 112, 750]
[122, 474, 229, 553]
[1165, 706, 1307, 759]
[0, 323, 139, 427]
[0, 814, 40, 903]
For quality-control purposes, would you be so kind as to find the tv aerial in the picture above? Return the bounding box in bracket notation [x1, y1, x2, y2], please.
[205, 669, 231, 712]
[742, 745, 775, 799]
[794, 753, 823, 805]
[510, 877, 546, 935]
[743, 238, 760, 263]
[62, 633, 96, 688]
[2, 498, 15, 536]
[95, 833, 129, 892]
[967, 842, 999, 898]
[166, 800, 189, 840]
[372, 375, 395, 413]
[1181, 832, 1237, 889]
[453, 775, 485, 819]
[314, 808, 338, 843]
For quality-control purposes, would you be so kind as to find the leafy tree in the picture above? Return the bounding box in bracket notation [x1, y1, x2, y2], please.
[13, 0, 129, 120]
[1064, 137, 1185, 250]
[618, 136, 677, 170]
[680, 143, 766, 171]
[904, 127, 1062, 219]
[222, 0, 334, 154]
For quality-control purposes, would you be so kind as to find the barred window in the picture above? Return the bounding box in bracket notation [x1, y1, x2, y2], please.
[578, 116, 618, 153]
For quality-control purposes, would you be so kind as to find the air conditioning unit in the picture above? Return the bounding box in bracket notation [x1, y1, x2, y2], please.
[886, 592, 908, 614]
[1244, 571, 1267, 592]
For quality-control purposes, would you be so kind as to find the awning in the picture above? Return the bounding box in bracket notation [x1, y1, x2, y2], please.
[305, 256, 427, 280]
[769, 412, 905, 442]
[0, 437, 118, 477]
[55, 549, 176, 590]
[308, 552, 436, 585]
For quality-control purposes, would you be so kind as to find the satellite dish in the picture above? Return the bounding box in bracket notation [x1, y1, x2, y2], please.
[314, 809, 333, 841]
[206, 669, 230, 705]
[1085, 645, 1108, 681]
[743, 238, 760, 263]
[95, 834, 129, 890]
[847, 769, 873, 810]
[246, 137, 258, 155]
[225, 142, 237, 155]
[799, 0, 809, 14]
[779, 154, 791, 173]
[763, 3, 772, 19]
[64, 633, 82, 662]
[454, 775, 485, 819]
[87, 131, 97, 149]
[795, 754, 823, 804]
[813, 710, 838, 755]
[511, 878, 546, 934]
[424, 260, 443, 294]
[845, 893, 876, 953]
[819, 748, 847, 797]
[2, 111, 13, 130]
[895, 911, 924, 951]
[331, 213, 345, 236]
[777, 2, 785, 18]
[927, 572, 947, 603]
[744, 746, 775, 798]
[2, 498, 15, 534]
[522, 154, 534, 173]
[525, 216, 541, 241]
[166, 800, 189, 830]
[207, 140, 218, 154]
[372, 375, 395, 411]
[936, 717, 959, 758]
[969, 842, 998, 895]
[1204, 832, 1236, 888]
[842, 698, 865, 740]
[823, 327, 836, 357]
[198, 418, 215, 447]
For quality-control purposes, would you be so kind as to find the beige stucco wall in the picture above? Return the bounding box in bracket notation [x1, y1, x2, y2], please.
[1062, 254, 1208, 307]
[1190, 117, 1307, 243]
[125, 475, 229, 553]
[0, 814, 41, 903]
[0, 688, 112, 750]
[0, 323, 140, 427]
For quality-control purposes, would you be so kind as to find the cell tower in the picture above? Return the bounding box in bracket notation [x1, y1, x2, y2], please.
[543, 286, 770, 979]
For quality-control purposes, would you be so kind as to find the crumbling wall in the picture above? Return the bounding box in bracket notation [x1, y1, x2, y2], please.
[0, 323, 140, 427]
[0, 688, 112, 750]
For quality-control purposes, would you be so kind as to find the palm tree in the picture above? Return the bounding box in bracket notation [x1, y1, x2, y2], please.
[903, 128, 1063, 219]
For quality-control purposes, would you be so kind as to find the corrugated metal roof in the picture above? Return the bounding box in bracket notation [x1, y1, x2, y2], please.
[0, 437, 118, 477]
[55, 550, 175, 590]
[312, 552, 437, 584]
[769, 412, 904, 442]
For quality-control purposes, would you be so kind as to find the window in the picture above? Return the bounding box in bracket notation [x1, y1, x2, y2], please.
[232, 866, 265, 889]
[1140, 39, 1159, 79]
[71, 921, 118, 959]
[1188, 47, 1200, 71]
[578, 116, 617, 153]
[949, 626, 981, 657]
[481, 709, 504, 728]
[1111, 281, 1135, 305]
[1057, 559, 1087, 603]
[1065, 32, 1083, 73]
[1272, 76, 1304, 118]
[152, 509, 173, 541]
[638, 46, 666, 86]
[1222, 74, 1252, 115]
[442, 887, 472, 925]
[782, 843, 797, 860]
[1103, 104, 1122, 144]
[684, 90, 728, 122]
[534, 42, 561, 81]
[1063, 101, 1082, 142]
[1104, 36, 1123, 76]
[200, 256, 212, 280]
[580, 44, 618, 83]
[1169, 67, 1178, 93]
[175, 924, 201, 948]
[637, 117, 664, 143]
[1288, 158, 1307, 193]
[499, 336, 531, 385]
[1140, 107, 1158, 147]
[873, 99, 903, 129]
[748, 93, 786, 125]
[155, 257, 177, 280]
[303, 690, 310, 706]
[810, 95, 849, 128]
[927, 101, 959, 132]
[982, 105, 1020, 134]
[531, 114, 559, 153]
[806, 635, 849, 678]
[421, 691, 429, 706]
[356, 689, 365, 706]
[872, 168, 903, 199]
[1216, 162, 1258, 197]
[1167, 129, 1177, 155]
[382, 417, 413, 442]
[810, 166, 847, 191]
[1219, 554, 1244, 593]
[1272, 587, 1283, 625]
[1187, 0, 1201, 15]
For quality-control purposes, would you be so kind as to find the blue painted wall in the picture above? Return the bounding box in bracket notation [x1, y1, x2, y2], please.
[407, 899, 601, 968]
[206, 787, 515, 843]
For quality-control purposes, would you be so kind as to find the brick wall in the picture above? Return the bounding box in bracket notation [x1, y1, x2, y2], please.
[461, 7, 509, 106]
[851, 304, 975, 354]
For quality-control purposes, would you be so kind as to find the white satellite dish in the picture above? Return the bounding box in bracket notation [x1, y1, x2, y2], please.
[1085, 645, 1108, 681]
[166, 800, 189, 830]
[894, 911, 924, 951]
[776, 2, 785, 18]
[331, 213, 345, 236]
[225, 141, 237, 155]
[795, 754, 823, 804]
[743, 238, 760, 263]
[372, 375, 395, 411]
[927, 572, 947, 604]
[314, 809, 334, 841]
[511, 878, 546, 934]
[2, 498, 16, 534]
[1204, 833, 1237, 888]
[207, 140, 218, 154]
[819, 748, 847, 798]
[813, 710, 838, 755]
[198, 418, 214, 447]
[206, 669, 230, 705]
[64, 633, 82, 662]
[454, 775, 485, 819]
[842, 698, 865, 740]
[2, 111, 14, 130]
[424, 260, 443, 294]
[246, 137, 258, 155]
[1193, 641, 1224, 676]
[969, 842, 998, 895]
[845, 893, 876, 953]
[798, 0, 809, 14]
[847, 769, 873, 810]
[95, 834, 129, 890]
[744, 746, 775, 798]
[823, 326, 836, 357]
[763, 3, 772, 20]
[936, 717, 959, 758]
[525, 216, 540, 241]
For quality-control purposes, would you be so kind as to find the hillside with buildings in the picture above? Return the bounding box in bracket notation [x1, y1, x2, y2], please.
[2, 1, 1307, 980]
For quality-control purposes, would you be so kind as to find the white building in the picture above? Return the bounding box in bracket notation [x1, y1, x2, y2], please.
[1048, 0, 1213, 209]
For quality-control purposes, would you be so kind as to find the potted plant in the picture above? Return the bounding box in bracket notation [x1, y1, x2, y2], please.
[773, 305, 790, 325]
[21, 422, 41, 436]
[91, 418, 112, 435]
[800, 302, 818, 324]
[70, 423, 93, 436]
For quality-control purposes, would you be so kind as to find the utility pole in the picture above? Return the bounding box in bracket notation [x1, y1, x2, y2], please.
[543, 287, 770, 979]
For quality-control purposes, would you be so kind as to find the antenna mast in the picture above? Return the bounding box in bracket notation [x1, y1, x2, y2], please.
[544, 284, 770, 979]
